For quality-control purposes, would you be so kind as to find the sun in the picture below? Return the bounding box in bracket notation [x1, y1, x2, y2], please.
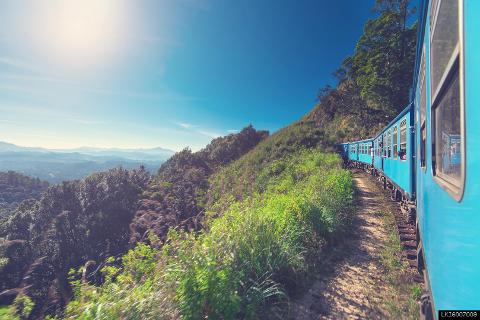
[29, 0, 128, 70]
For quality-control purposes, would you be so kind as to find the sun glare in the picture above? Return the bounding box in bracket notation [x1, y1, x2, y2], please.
[29, 0, 129, 70]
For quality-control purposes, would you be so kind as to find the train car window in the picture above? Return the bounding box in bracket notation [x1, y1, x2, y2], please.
[387, 130, 391, 158]
[419, 47, 427, 169]
[433, 70, 461, 188]
[400, 119, 407, 161]
[383, 134, 387, 157]
[393, 126, 398, 159]
[431, 0, 464, 200]
[431, 0, 458, 99]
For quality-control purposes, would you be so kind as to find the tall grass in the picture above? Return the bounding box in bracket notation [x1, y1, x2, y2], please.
[63, 150, 353, 320]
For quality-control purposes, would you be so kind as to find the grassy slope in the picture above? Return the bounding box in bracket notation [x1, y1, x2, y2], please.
[61, 146, 353, 319]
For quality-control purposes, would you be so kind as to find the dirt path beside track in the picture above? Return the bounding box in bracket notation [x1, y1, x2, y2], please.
[291, 170, 411, 319]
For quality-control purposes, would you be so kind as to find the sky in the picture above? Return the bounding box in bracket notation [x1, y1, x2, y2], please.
[0, 0, 376, 152]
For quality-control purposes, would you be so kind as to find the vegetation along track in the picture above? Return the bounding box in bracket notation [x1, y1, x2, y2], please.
[292, 169, 422, 319]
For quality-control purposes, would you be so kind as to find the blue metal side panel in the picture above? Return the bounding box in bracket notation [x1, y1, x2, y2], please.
[381, 109, 413, 196]
[416, 0, 480, 312]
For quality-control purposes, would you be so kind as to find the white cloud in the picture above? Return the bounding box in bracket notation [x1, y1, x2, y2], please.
[174, 121, 223, 139]
[177, 122, 194, 129]
[71, 119, 105, 125]
[197, 130, 222, 139]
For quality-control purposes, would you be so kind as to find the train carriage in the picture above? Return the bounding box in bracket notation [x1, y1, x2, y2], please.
[373, 104, 415, 199]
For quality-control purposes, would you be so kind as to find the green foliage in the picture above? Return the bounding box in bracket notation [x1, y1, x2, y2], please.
[0, 305, 19, 320]
[65, 150, 353, 319]
[13, 294, 34, 319]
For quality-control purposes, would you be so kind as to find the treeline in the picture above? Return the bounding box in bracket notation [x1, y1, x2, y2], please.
[0, 171, 49, 219]
[305, 0, 417, 142]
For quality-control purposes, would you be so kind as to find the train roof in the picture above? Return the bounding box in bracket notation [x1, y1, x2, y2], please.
[341, 138, 374, 145]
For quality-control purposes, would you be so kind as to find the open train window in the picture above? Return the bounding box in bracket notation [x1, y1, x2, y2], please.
[419, 47, 426, 169]
[400, 119, 407, 161]
[387, 130, 391, 158]
[383, 134, 386, 157]
[430, 0, 464, 200]
[393, 126, 398, 159]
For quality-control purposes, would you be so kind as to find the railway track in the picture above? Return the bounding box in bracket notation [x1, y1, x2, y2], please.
[354, 164, 424, 284]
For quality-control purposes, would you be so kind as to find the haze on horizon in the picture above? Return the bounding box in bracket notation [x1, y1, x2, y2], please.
[0, 0, 374, 152]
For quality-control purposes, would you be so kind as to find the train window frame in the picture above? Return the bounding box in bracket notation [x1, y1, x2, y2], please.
[387, 130, 391, 158]
[400, 119, 407, 161]
[383, 134, 387, 157]
[393, 126, 398, 159]
[430, 0, 465, 202]
[419, 46, 427, 170]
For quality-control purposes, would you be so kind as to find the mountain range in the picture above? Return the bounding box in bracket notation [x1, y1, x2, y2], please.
[0, 141, 175, 183]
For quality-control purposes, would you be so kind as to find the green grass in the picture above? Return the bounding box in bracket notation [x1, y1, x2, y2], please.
[380, 209, 421, 319]
[62, 149, 353, 320]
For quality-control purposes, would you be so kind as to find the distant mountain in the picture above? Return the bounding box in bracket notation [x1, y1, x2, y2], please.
[53, 146, 174, 161]
[0, 141, 175, 183]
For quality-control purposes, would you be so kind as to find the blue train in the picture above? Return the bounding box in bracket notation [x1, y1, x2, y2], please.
[339, 0, 480, 318]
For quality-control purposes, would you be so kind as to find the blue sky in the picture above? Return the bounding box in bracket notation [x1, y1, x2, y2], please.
[0, 0, 375, 151]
